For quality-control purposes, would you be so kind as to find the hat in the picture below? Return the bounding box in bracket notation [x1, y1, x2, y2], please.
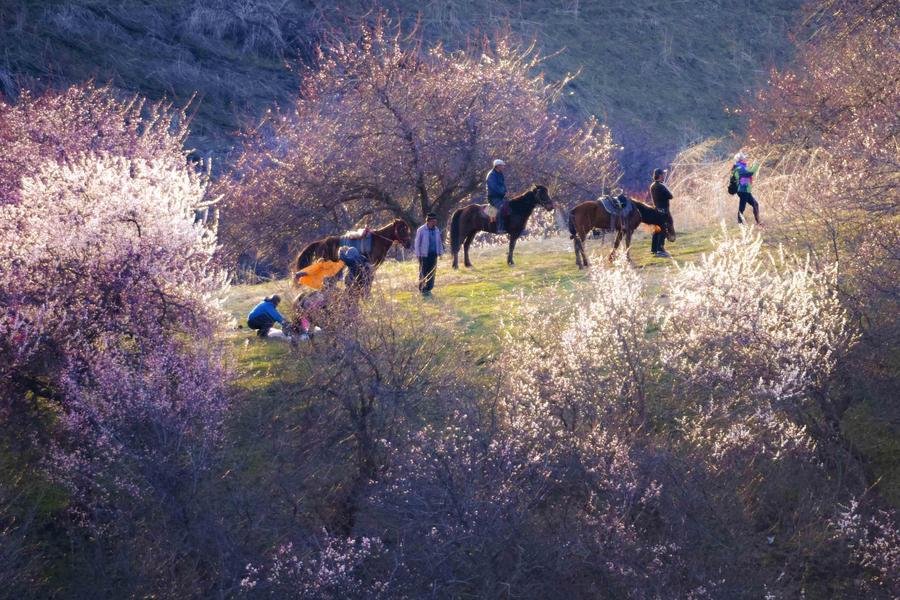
[734, 152, 747, 162]
[493, 159, 506, 167]
[653, 168, 665, 179]
[426, 212, 438, 220]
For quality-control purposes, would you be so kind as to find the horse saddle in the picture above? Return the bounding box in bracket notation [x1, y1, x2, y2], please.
[339, 228, 373, 255]
[600, 195, 633, 217]
[599, 195, 633, 232]
[481, 200, 510, 219]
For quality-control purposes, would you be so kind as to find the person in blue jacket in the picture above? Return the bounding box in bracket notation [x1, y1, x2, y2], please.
[247, 295, 285, 337]
[486, 159, 508, 233]
[338, 246, 373, 296]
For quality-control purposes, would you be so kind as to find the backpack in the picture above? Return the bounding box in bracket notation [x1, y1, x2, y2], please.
[727, 168, 739, 195]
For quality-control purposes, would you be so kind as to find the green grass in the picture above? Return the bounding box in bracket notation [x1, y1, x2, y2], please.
[224, 228, 717, 365]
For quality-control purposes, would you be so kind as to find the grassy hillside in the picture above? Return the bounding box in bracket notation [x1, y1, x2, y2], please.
[1, 1, 804, 177]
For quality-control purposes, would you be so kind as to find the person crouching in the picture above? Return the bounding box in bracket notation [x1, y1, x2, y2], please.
[247, 295, 285, 337]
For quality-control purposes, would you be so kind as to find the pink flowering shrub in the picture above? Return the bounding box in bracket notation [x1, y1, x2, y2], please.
[370, 416, 685, 598]
[0, 82, 190, 206]
[240, 534, 398, 599]
[487, 227, 898, 597]
[505, 258, 656, 434]
[0, 154, 228, 526]
[742, 0, 900, 427]
[832, 501, 900, 597]
[661, 226, 856, 450]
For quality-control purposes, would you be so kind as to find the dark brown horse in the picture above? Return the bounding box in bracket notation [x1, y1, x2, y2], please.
[450, 185, 554, 268]
[290, 218, 412, 285]
[568, 197, 675, 268]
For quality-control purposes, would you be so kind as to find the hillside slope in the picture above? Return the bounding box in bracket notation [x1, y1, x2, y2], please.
[0, 1, 804, 178]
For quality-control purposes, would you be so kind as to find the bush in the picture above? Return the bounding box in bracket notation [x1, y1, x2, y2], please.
[0, 82, 190, 206]
[0, 154, 229, 595]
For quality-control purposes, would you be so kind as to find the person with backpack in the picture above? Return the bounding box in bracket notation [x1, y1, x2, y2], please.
[338, 246, 372, 296]
[247, 295, 286, 338]
[414, 212, 444, 297]
[729, 152, 762, 225]
[649, 168, 673, 257]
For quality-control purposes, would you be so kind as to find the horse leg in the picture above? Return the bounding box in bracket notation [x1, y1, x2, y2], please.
[609, 231, 623, 262]
[581, 234, 590, 268]
[508, 235, 518, 266]
[624, 230, 634, 262]
[573, 234, 583, 269]
[463, 232, 476, 268]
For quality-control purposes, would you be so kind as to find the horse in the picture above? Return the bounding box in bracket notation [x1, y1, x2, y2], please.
[290, 218, 412, 285]
[567, 196, 675, 268]
[449, 185, 554, 268]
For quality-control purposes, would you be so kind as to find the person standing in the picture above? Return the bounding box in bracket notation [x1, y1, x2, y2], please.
[247, 295, 285, 337]
[732, 152, 762, 225]
[486, 159, 508, 234]
[649, 168, 673, 258]
[414, 213, 444, 297]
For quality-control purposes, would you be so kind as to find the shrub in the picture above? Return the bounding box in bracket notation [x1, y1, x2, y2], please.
[0, 154, 229, 595]
[0, 82, 190, 206]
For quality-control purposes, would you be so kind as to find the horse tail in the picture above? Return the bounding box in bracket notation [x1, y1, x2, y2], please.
[450, 207, 464, 255]
[567, 208, 577, 239]
[291, 242, 319, 284]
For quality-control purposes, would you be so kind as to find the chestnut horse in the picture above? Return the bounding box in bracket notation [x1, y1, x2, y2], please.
[290, 218, 412, 285]
[567, 197, 675, 268]
[450, 185, 554, 268]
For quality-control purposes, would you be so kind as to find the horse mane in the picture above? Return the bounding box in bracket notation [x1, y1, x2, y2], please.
[509, 184, 546, 204]
[508, 189, 532, 203]
[372, 219, 396, 234]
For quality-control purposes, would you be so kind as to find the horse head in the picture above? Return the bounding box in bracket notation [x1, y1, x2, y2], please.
[532, 185, 554, 211]
[393, 218, 412, 249]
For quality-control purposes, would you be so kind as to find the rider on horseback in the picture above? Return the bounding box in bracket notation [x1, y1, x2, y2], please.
[486, 159, 507, 234]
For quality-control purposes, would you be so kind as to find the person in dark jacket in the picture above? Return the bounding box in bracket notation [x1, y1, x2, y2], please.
[732, 152, 762, 225]
[247, 295, 285, 337]
[414, 212, 444, 296]
[486, 159, 508, 233]
[649, 168, 674, 257]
